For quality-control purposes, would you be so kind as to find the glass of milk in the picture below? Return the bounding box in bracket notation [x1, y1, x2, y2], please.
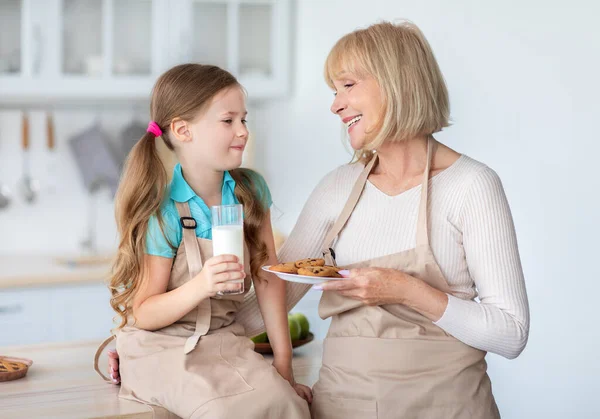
[211, 204, 245, 295]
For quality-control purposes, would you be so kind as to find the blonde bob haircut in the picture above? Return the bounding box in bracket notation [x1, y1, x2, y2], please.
[325, 20, 450, 162]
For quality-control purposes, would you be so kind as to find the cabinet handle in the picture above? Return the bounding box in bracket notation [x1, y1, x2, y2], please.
[0, 304, 23, 315]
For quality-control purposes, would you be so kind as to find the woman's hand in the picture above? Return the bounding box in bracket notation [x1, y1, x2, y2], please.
[318, 268, 449, 321]
[317, 268, 408, 306]
[272, 356, 313, 404]
[107, 349, 120, 384]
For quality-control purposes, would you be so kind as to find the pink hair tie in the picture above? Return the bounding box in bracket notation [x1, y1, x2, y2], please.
[147, 121, 162, 137]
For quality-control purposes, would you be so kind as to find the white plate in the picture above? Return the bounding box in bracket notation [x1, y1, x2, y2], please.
[261, 265, 346, 285]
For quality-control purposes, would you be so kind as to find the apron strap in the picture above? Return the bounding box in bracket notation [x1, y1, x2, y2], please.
[321, 154, 379, 265]
[416, 137, 435, 248]
[175, 201, 203, 276]
[321, 137, 436, 262]
[93, 335, 116, 383]
[174, 201, 212, 354]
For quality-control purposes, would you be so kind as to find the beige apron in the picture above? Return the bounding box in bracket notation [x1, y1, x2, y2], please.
[311, 138, 501, 419]
[94, 202, 310, 419]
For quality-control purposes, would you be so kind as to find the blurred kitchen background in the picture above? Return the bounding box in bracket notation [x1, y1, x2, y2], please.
[0, 1, 598, 418]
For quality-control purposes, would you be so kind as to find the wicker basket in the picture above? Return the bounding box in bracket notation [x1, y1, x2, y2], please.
[0, 356, 33, 382]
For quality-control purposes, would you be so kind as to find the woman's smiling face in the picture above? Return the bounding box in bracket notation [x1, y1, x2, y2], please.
[329, 72, 383, 151]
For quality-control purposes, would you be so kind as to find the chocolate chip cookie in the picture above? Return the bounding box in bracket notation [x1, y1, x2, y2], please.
[298, 266, 342, 278]
[294, 258, 326, 269]
[270, 262, 298, 274]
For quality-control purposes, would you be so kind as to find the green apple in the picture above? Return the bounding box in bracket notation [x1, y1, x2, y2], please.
[251, 332, 268, 343]
[288, 314, 301, 341]
[290, 313, 310, 340]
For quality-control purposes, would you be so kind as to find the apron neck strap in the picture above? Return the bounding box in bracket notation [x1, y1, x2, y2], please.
[321, 137, 435, 262]
[174, 201, 212, 354]
[174, 201, 203, 278]
[416, 137, 435, 247]
[321, 154, 379, 263]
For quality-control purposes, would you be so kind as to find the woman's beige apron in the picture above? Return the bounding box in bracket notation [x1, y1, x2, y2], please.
[311, 138, 501, 419]
[94, 202, 310, 419]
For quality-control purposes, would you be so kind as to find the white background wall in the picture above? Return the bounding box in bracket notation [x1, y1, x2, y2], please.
[1, 1, 598, 417]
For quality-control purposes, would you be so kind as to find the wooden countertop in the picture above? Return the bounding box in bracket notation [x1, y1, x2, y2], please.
[0, 254, 113, 290]
[0, 339, 323, 419]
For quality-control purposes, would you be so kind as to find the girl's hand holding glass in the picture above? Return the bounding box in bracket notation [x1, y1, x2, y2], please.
[193, 254, 246, 298]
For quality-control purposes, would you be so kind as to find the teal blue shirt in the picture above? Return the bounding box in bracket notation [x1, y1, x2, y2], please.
[145, 164, 272, 258]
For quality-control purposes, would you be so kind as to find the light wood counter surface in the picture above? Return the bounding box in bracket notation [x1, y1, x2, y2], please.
[0, 254, 113, 290]
[0, 339, 323, 419]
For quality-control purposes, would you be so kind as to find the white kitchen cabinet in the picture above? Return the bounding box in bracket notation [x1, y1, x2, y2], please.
[0, 0, 291, 104]
[0, 281, 327, 347]
[52, 282, 117, 342]
[0, 287, 55, 346]
[0, 282, 116, 347]
[171, 0, 291, 100]
[0, 0, 169, 103]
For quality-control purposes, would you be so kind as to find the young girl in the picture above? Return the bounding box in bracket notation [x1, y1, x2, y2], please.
[95, 64, 311, 418]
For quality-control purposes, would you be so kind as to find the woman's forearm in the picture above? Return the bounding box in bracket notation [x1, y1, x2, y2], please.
[398, 274, 449, 322]
[399, 273, 528, 359]
[433, 295, 529, 359]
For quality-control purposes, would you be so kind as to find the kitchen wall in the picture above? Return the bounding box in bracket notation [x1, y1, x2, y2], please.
[1, 1, 598, 417]
[250, 1, 599, 418]
[0, 107, 263, 254]
[0, 109, 155, 254]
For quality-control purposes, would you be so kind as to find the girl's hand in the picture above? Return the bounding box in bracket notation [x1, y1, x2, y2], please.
[292, 382, 313, 404]
[107, 349, 121, 385]
[193, 254, 246, 298]
[272, 356, 313, 403]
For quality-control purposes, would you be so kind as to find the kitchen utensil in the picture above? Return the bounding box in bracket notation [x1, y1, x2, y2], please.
[0, 130, 11, 209]
[46, 111, 55, 153]
[19, 112, 38, 203]
[68, 122, 121, 196]
[0, 183, 10, 209]
[119, 118, 147, 163]
[80, 176, 105, 255]
[45, 111, 57, 193]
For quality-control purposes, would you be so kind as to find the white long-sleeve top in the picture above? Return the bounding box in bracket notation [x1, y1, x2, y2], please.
[277, 155, 530, 359]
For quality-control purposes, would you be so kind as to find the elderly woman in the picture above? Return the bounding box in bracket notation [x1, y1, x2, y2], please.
[272, 20, 529, 418]
[107, 20, 529, 419]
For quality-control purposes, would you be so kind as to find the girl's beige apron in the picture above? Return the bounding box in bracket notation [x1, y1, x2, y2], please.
[311, 138, 501, 419]
[94, 202, 309, 419]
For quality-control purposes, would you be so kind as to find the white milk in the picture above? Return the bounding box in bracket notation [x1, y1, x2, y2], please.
[212, 224, 244, 282]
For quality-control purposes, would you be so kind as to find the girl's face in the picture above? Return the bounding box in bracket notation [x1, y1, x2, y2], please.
[186, 86, 249, 171]
[329, 72, 382, 150]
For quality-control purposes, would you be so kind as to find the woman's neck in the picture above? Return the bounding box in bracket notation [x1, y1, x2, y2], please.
[373, 135, 430, 181]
